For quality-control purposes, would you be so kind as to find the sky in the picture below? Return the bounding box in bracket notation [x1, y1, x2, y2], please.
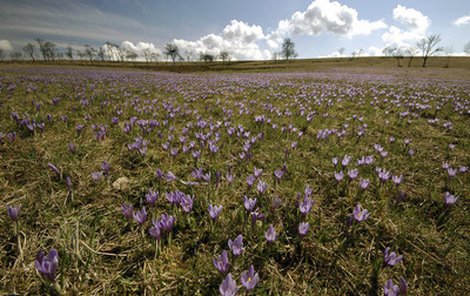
[0, 0, 469, 60]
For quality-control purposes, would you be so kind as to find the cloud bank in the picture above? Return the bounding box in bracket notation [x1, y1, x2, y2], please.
[0, 40, 13, 51]
[382, 5, 430, 46]
[268, 0, 386, 47]
[453, 15, 470, 26]
[173, 20, 270, 61]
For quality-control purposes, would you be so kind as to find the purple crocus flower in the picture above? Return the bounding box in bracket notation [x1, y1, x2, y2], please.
[240, 265, 260, 291]
[444, 192, 458, 206]
[65, 176, 72, 192]
[253, 167, 263, 178]
[149, 221, 161, 240]
[392, 175, 403, 186]
[384, 279, 399, 296]
[384, 247, 403, 267]
[243, 196, 257, 212]
[219, 273, 238, 296]
[7, 205, 20, 221]
[348, 169, 359, 180]
[332, 157, 339, 166]
[377, 168, 391, 183]
[165, 171, 177, 182]
[35, 248, 59, 281]
[256, 180, 267, 194]
[226, 173, 234, 184]
[208, 204, 223, 220]
[158, 213, 175, 232]
[274, 169, 284, 181]
[359, 178, 370, 190]
[353, 203, 370, 222]
[145, 190, 159, 206]
[342, 155, 351, 167]
[299, 196, 313, 216]
[399, 277, 407, 295]
[133, 207, 147, 226]
[155, 168, 164, 179]
[246, 175, 255, 188]
[265, 224, 277, 243]
[101, 161, 111, 176]
[91, 171, 102, 182]
[298, 222, 310, 237]
[334, 171, 344, 182]
[121, 203, 133, 219]
[47, 162, 61, 177]
[447, 167, 457, 177]
[228, 235, 244, 257]
[180, 194, 194, 213]
[213, 250, 230, 274]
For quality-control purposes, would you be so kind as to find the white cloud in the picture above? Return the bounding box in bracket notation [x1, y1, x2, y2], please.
[0, 40, 13, 51]
[268, 0, 386, 45]
[453, 15, 470, 26]
[382, 5, 430, 46]
[173, 20, 270, 61]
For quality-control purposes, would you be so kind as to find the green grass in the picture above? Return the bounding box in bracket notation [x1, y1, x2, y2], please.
[0, 64, 469, 295]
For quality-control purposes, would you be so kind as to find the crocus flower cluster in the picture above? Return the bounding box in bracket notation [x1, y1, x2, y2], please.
[35, 248, 59, 281]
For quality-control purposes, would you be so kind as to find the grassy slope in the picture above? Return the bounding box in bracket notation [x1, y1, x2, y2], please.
[0, 61, 469, 295]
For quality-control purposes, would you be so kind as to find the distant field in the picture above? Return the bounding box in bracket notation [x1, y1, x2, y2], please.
[0, 64, 469, 295]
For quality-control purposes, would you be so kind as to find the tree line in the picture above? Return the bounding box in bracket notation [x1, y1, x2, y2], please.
[1, 36, 470, 67]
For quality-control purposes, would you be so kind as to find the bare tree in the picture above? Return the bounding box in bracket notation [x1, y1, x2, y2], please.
[464, 42, 470, 55]
[150, 52, 160, 63]
[272, 51, 280, 63]
[36, 38, 47, 61]
[416, 34, 443, 67]
[383, 46, 404, 67]
[84, 44, 97, 63]
[219, 51, 231, 64]
[36, 39, 57, 62]
[351, 48, 364, 60]
[404, 46, 418, 67]
[22, 43, 36, 62]
[443, 46, 453, 68]
[281, 38, 297, 61]
[76, 50, 86, 61]
[65, 46, 74, 61]
[182, 50, 194, 62]
[338, 47, 346, 56]
[200, 53, 214, 63]
[97, 47, 106, 62]
[44, 41, 57, 62]
[164, 43, 181, 64]
[126, 50, 138, 62]
[142, 48, 152, 63]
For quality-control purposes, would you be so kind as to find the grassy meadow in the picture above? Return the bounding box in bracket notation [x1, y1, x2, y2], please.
[0, 59, 469, 295]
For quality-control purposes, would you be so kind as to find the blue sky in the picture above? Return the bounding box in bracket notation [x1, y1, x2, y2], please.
[0, 0, 469, 59]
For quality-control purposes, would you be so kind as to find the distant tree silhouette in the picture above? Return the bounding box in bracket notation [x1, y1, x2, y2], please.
[404, 46, 419, 67]
[36, 39, 57, 62]
[281, 38, 297, 61]
[416, 34, 443, 67]
[219, 51, 231, 63]
[65, 46, 74, 61]
[464, 42, 470, 55]
[84, 44, 97, 62]
[383, 46, 404, 67]
[200, 53, 215, 63]
[22, 43, 36, 62]
[164, 43, 181, 64]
